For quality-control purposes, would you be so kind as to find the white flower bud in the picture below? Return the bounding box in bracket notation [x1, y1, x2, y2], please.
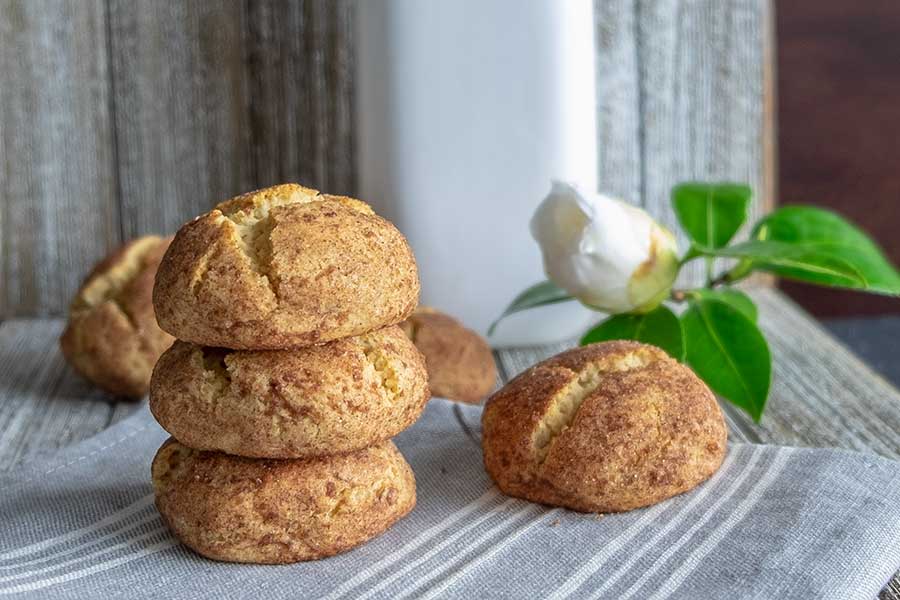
[530, 181, 679, 313]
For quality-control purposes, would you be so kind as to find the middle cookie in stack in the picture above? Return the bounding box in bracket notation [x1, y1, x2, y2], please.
[149, 184, 429, 564]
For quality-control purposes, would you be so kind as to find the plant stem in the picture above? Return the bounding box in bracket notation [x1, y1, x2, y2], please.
[671, 273, 732, 303]
[708, 272, 731, 288]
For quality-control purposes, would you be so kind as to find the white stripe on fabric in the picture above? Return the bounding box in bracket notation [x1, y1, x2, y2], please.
[414, 508, 564, 600]
[353, 499, 535, 600]
[588, 447, 766, 600]
[0, 494, 155, 562]
[546, 447, 742, 600]
[0, 527, 169, 584]
[616, 448, 782, 600]
[0, 539, 177, 595]
[320, 488, 503, 600]
[588, 446, 762, 598]
[643, 448, 794, 600]
[0, 511, 162, 571]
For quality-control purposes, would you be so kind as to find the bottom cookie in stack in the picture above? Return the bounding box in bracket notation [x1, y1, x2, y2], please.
[152, 439, 416, 563]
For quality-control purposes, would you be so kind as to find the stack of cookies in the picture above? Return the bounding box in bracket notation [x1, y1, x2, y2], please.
[147, 184, 429, 564]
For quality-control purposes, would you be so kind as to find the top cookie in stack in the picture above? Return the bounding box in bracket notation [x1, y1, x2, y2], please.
[148, 184, 428, 564]
[153, 183, 419, 349]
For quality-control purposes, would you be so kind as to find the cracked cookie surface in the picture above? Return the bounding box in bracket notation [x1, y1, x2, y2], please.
[60, 235, 174, 397]
[481, 341, 727, 513]
[152, 438, 416, 563]
[153, 183, 420, 349]
[150, 325, 429, 458]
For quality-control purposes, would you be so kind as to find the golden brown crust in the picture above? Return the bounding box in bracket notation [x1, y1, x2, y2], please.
[400, 307, 497, 403]
[150, 325, 429, 458]
[152, 439, 416, 564]
[153, 184, 420, 349]
[481, 341, 727, 513]
[59, 236, 175, 397]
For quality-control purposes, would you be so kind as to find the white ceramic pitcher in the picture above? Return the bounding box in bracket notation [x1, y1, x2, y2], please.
[355, 0, 598, 346]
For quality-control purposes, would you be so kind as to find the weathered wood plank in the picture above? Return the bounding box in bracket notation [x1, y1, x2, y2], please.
[636, 0, 773, 287]
[107, 0, 356, 235]
[0, 320, 138, 472]
[748, 287, 900, 458]
[107, 0, 253, 238]
[594, 0, 642, 203]
[244, 0, 356, 195]
[0, 0, 120, 316]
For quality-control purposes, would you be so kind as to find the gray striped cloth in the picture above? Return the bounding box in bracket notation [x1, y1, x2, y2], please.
[1, 399, 899, 599]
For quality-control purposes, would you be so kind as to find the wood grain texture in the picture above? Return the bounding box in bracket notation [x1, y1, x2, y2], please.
[245, 0, 356, 195]
[594, 0, 642, 203]
[0, 0, 120, 316]
[2, 0, 357, 317]
[636, 0, 773, 287]
[108, 0, 253, 238]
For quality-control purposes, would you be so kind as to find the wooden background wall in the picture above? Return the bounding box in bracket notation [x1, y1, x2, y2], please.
[0, 0, 772, 317]
[778, 0, 900, 317]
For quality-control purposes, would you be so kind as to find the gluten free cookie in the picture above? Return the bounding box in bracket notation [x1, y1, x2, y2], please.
[60, 235, 174, 397]
[400, 307, 497, 403]
[150, 325, 429, 458]
[482, 341, 726, 513]
[153, 184, 420, 349]
[152, 439, 416, 563]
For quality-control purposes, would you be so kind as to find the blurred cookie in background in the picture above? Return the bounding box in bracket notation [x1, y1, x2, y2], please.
[400, 307, 497, 403]
[60, 235, 174, 397]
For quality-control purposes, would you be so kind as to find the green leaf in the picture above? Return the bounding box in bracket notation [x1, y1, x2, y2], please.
[687, 288, 758, 322]
[749, 205, 900, 294]
[580, 305, 684, 361]
[705, 240, 868, 289]
[672, 182, 752, 249]
[681, 298, 771, 422]
[488, 281, 573, 336]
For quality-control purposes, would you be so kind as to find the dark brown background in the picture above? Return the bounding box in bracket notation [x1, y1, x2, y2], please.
[778, 0, 900, 316]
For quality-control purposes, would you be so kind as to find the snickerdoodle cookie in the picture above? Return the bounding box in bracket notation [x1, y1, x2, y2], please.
[60, 235, 174, 397]
[152, 439, 416, 563]
[400, 307, 496, 403]
[150, 325, 429, 458]
[153, 184, 419, 349]
[482, 341, 726, 513]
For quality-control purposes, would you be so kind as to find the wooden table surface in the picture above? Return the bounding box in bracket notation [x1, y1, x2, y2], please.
[1, 287, 898, 598]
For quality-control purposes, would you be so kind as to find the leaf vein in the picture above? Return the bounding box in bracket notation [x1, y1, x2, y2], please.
[696, 304, 755, 406]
